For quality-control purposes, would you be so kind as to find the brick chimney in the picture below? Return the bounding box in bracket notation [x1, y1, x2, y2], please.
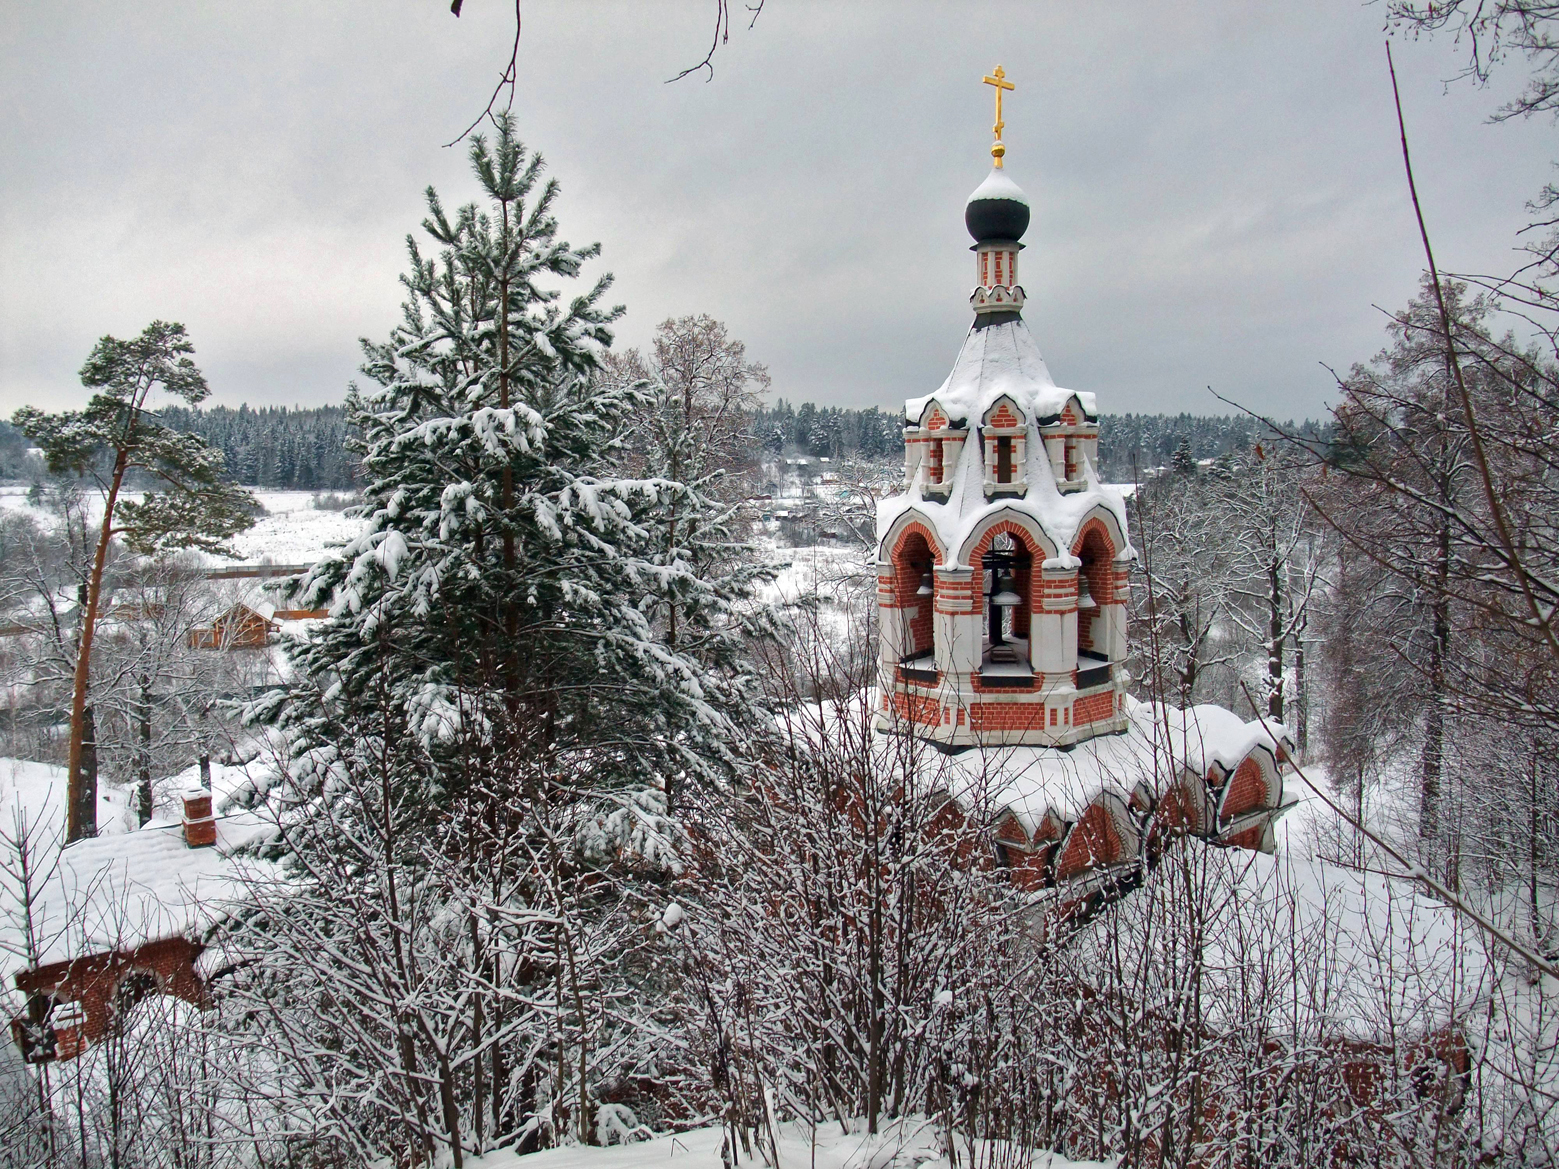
[181, 789, 216, 849]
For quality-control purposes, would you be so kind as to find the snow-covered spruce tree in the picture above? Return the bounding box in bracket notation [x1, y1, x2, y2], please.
[236, 117, 761, 1163]
[261, 116, 758, 800]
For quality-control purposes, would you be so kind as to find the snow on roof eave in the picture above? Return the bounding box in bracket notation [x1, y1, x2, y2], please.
[874, 432, 1133, 568]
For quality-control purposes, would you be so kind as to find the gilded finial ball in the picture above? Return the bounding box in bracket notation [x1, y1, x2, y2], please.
[991, 142, 1006, 160]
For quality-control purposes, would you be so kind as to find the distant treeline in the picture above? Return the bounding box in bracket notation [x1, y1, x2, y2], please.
[0, 402, 1324, 490]
[755, 401, 1326, 481]
[158, 405, 358, 490]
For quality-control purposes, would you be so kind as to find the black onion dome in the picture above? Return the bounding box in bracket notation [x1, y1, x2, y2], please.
[964, 168, 1031, 243]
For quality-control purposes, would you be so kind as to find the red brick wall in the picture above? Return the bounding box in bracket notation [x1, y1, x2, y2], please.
[1055, 802, 1125, 881]
[1220, 757, 1270, 823]
[934, 574, 980, 615]
[970, 702, 1048, 732]
[15, 936, 208, 1062]
[1007, 850, 1050, 891]
[1074, 691, 1116, 726]
[890, 691, 941, 726]
[995, 815, 1029, 847]
[1222, 824, 1266, 850]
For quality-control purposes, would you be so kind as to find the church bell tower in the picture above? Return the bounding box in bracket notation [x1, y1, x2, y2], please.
[875, 66, 1133, 749]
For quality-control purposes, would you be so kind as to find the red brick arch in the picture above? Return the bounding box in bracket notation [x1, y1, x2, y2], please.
[1219, 752, 1277, 824]
[918, 400, 952, 430]
[1071, 515, 1123, 657]
[982, 395, 1025, 429]
[886, 521, 940, 659]
[1054, 797, 1132, 882]
[958, 512, 1057, 568]
[880, 512, 945, 571]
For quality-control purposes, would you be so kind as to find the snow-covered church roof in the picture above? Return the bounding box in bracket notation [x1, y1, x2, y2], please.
[921, 696, 1291, 831]
[879, 374, 1129, 567]
[904, 315, 1098, 428]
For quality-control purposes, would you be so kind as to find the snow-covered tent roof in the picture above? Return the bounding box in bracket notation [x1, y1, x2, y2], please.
[904, 316, 1097, 428]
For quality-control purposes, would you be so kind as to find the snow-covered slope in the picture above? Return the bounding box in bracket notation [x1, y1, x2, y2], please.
[468, 1120, 1109, 1169]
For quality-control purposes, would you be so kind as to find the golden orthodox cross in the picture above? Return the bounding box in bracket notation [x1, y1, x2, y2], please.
[983, 65, 1015, 167]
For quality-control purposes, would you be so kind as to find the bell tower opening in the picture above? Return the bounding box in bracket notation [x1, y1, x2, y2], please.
[1076, 525, 1114, 668]
[891, 529, 937, 668]
[995, 436, 1014, 483]
[980, 531, 1034, 685]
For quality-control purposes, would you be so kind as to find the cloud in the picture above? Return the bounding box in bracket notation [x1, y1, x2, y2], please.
[2, 1, 1552, 421]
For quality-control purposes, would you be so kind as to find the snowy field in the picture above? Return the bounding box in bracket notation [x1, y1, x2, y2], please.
[0, 485, 361, 568]
[220, 490, 361, 565]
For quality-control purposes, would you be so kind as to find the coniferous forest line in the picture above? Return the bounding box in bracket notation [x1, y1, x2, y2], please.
[0, 404, 1326, 489]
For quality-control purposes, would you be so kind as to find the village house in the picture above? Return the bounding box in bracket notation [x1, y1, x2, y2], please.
[7, 787, 264, 1064]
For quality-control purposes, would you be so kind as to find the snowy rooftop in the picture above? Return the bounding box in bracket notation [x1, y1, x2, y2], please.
[878, 397, 1130, 566]
[1070, 845, 1487, 1037]
[906, 695, 1290, 829]
[0, 757, 276, 978]
[12, 815, 269, 970]
[904, 316, 1097, 428]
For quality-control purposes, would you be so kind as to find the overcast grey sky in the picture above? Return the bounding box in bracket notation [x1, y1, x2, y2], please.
[1, 2, 1552, 421]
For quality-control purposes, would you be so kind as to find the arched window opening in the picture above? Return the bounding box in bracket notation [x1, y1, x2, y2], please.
[927, 439, 945, 484]
[892, 530, 937, 672]
[1076, 525, 1114, 685]
[981, 531, 1034, 685]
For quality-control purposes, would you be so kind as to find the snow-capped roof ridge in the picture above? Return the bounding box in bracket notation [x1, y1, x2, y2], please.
[904, 316, 1097, 428]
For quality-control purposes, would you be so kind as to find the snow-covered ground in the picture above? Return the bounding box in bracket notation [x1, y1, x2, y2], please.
[0, 485, 360, 568]
[468, 1120, 1109, 1169]
[220, 490, 361, 565]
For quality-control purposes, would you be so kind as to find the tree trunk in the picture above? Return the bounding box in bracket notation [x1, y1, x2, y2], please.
[1294, 613, 1308, 756]
[136, 673, 152, 826]
[1266, 554, 1284, 722]
[1531, 747, 1545, 946]
[66, 448, 128, 841]
[1421, 527, 1450, 842]
[74, 706, 98, 840]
